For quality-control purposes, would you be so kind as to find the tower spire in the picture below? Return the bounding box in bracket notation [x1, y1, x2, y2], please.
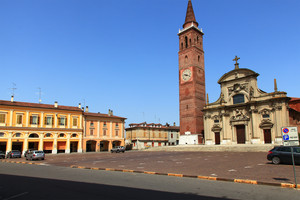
[183, 0, 198, 28]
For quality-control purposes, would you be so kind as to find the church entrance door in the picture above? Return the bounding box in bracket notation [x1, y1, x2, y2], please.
[263, 129, 271, 144]
[236, 125, 245, 144]
[215, 132, 220, 145]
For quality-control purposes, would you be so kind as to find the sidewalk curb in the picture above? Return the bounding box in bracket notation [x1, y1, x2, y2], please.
[2, 161, 299, 189]
[69, 164, 300, 189]
[1, 160, 43, 165]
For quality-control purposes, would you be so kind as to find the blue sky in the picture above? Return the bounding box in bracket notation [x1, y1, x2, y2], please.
[1, 0, 299, 127]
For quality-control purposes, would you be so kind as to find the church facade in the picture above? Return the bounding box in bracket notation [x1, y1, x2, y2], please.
[203, 58, 294, 145]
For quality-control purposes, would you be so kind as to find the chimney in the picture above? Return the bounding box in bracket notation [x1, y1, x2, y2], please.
[11, 95, 14, 102]
[78, 103, 81, 109]
[54, 101, 58, 108]
[108, 109, 113, 116]
[173, 122, 176, 126]
[86, 106, 89, 112]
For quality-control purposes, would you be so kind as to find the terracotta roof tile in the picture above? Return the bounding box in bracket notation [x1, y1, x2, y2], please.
[0, 100, 82, 112]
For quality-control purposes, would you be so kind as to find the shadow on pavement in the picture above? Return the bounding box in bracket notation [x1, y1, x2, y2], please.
[0, 174, 232, 200]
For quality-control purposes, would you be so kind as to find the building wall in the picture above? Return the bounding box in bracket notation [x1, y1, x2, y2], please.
[126, 123, 179, 149]
[83, 114, 125, 152]
[203, 67, 292, 146]
[0, 103, 83, 154]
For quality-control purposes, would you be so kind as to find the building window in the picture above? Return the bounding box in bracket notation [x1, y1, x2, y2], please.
[90, 121, 94, 126]
[214, 120, 219, 123]
[103, 129, 106, 136]
[15, 133, 21, 137]
[116, 130, 119, 136]
[58, 117, 67, 126]
[171, 133, 173, 138]
[29, 133, 39, 138]
[45, 133, 52, 138]
[16, 115, 22, 125]
[0, 132, 4, 137]
[103, 122, 107, 127]
[59, 133, 65, 138]
[73, 118, 78, 126]
[45, 116, 53, 125]
[30, 115, 39, 125]
[233, 94, 245, 104]
[116, 123, 119, 127]
[0, 114, 5, 123]
[185, 36, 188, 48]
[90, 129, 94, 135]
[263, 114, 270, 118]
[72, 133, 77, 138]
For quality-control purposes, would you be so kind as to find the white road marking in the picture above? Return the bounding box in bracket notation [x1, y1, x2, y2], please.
[228, 169, 237, 172]
[4, 192, 29, 200]
[157, 161, 164, 163]
[137, 167, 144, 169]
[118, 165, 125, 167]
[245, 166, 252, 169]
[176, 162, 183, 164]
[139, 163, 145, 165]
[210, 174, 217, 176]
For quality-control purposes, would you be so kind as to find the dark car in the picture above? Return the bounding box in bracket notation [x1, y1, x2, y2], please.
[267, 146, 300, 165]
[111, 146, 125, 153]
[6, 150, 22, 159]
[0, 151, 5, 159]
[26, 150, 45, 161]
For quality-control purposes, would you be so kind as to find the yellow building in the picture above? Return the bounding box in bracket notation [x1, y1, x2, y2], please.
[0, 97, 83, 154]
[83, 108, 126, 152]
[125, 122, 180, 149]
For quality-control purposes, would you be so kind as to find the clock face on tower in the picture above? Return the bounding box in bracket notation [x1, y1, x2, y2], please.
[182, 69, 192, 81]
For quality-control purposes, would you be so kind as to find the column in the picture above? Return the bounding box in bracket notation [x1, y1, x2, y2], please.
[97, 120, 100, 138]
[65, 134, 70, 153]
[110, 121, 113, 138]
[39, 136, 44, 151]
[26, 111, 29, 127]
[9, 110, 13, 126]
[108, 140, 113, 151]
[78, 135, 83, 153]
[52, 133, 58, 154]
[41, 112, 44, 127]
[24, 132, 29, 153]
[54, 113, 58, 128]
[68, 114, 71, 129]
[7, 132, 12, 152]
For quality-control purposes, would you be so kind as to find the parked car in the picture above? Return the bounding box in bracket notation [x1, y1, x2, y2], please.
[26, 150, 45, 161]
[24, 149, 35, 157]
[0, 151, 5, 159]
[267, 146, 300, 165]
[111, 146, 125, 153]
[6, 150, 22, 159]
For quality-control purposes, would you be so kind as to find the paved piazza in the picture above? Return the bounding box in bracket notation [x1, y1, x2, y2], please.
[5, 151, 300, 185]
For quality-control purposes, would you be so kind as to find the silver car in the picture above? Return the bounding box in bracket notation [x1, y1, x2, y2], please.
[26, 150, 45, 161]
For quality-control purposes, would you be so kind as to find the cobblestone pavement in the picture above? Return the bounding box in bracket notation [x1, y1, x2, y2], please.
[4, 151, 300, 185]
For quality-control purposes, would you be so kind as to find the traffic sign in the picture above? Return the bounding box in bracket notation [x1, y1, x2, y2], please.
[282, 127, 299, 146]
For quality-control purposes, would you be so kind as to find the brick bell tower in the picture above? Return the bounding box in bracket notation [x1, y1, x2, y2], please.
[178, 0, 205, 143]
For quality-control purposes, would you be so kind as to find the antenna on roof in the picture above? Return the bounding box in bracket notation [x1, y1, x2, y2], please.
[38, 87, 42, 103]
[9, 83, 17, 97]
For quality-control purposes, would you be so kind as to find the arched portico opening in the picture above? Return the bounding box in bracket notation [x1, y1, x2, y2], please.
[86, 140, 96, 152]
[100, 141, 109, 151]
[112, 141, 121, 148]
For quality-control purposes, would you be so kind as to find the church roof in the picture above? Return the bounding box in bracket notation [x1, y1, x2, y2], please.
[183, 0, 198, 28]
[218, 68, 259, 84]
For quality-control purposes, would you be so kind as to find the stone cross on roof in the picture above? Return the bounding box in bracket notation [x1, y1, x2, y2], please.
[233, 56, 240, 69]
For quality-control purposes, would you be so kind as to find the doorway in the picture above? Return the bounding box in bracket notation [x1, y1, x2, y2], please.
[215, 132, 220, 145]
[263, 129, 271, 144]
[236, 125, 246, 144]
